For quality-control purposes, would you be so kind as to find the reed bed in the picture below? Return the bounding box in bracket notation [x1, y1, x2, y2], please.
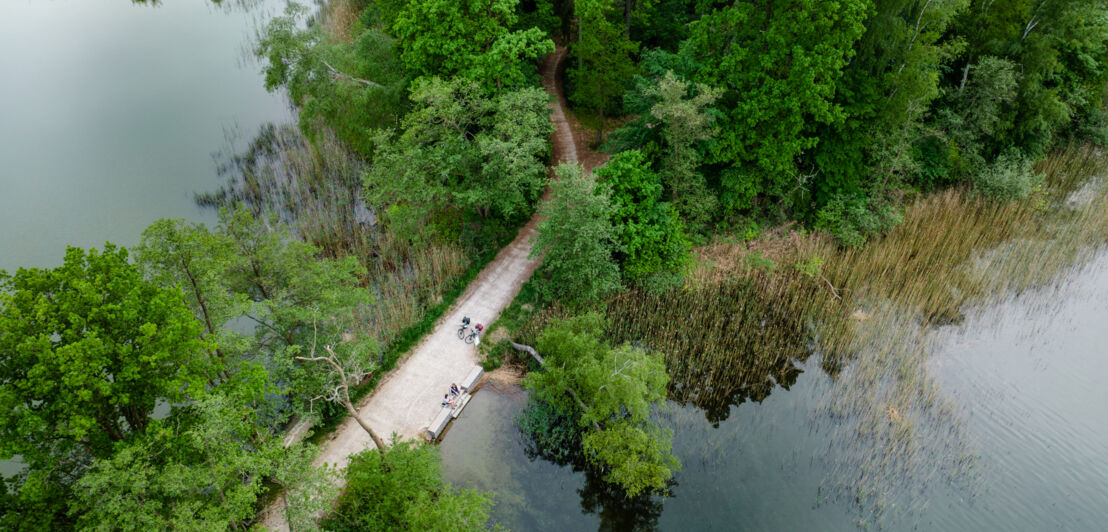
[201, 122, 474, 365]
[353, 243, 469, 351]
[200, 123, 375, 260]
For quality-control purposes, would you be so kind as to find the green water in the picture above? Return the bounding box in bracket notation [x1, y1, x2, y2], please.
[440, 252, 1108, 530]
[0, 0, 288, 274]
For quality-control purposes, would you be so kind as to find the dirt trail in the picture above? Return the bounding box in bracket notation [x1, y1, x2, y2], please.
[261, 47, 581, 530]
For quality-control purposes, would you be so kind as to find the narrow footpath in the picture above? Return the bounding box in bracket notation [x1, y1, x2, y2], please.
[261, 47, 579, 530]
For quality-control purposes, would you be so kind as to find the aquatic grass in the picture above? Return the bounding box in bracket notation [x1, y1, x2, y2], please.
[200, 123, 376, 261]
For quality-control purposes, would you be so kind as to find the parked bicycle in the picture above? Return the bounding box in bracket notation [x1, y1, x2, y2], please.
[457, 316, 471, 339]
[464, 323, 484, 344]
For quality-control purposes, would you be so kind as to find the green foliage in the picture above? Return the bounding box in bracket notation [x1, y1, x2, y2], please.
[366, 78, 552, 238]
[273, 442, 339, 532]
[256, 4, 407, 154]
[71, 393, 287, 531]
[970, 151, 1045, 203]
[597, 150, 691, 289]
[644, 71, 721, 232]
[814, 194, 903, 248]
[0, 244, 209, 473]
[322, 438, 494, 531]
[688, 0, 871, 210]
[568, 0, 639, 121]
[138, 207, 375, 421]
[809, 0, 966, 202]
[946, 0, 1108, 157]
[392, 0, 553, 92]
[581, 420, 678, 498]
[515, 0, 563, 39]
[522, 314, 678, 496]
[531, 164, 622, 307]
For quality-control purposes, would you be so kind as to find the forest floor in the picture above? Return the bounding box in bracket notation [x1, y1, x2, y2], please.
[260, 46, 594, 530]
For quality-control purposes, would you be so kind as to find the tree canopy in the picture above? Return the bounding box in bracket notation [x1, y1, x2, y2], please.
[522, 314, 678, 496]
[530, 164, 622, 307]
[0, 244, 210, 469]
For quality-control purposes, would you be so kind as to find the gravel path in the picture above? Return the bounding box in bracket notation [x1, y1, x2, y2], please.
[260, 47, 576, 531]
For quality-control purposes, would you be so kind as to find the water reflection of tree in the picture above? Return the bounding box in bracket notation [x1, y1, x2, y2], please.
[518, 399, 668, 531]
[579, 468, 668, 531]
[605, 278, 819, 425]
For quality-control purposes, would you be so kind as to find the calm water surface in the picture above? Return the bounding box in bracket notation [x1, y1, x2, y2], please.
[0, 0, 288, 273]
[440, 252, 1108, 530]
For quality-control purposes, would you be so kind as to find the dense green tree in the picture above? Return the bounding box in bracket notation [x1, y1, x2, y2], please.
[256, 4, 407, 154]
[0, 244, 210, 468]
[943, 0, 1108, 157]
[522, 314, 678, 496]
[597, 150, 691, 288]
[273, 443, 339, 532]
[71, 394, 286, 531]
[138, 208, 374, 419]
[392, 0, 553, 93]
[808, 0, 966, 202]
[137, 218, 249, 384]
[322, 438, 494, 531]
[568, 0, 639, 132]
[687, 0, 871, 212]
[0, 244, 211, 529]
[366, 78, 552, 238]
[644, 71, 722, 232]
[530, 164, 622, 307]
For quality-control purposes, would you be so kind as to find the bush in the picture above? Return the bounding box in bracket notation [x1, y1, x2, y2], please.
[322, 440, 494, 531]
[970, 152, 1045, 202]
[814, 194, 903, 248]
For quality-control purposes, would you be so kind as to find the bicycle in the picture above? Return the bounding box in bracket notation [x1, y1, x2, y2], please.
[457, 316, 471, 340]
[464, 323, 483, 344]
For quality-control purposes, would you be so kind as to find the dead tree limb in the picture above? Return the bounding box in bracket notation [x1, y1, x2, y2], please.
[296, 345, 387, 453]
[320, 60, 383, 88]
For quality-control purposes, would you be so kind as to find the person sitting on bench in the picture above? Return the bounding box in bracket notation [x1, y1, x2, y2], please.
[442, 394, 452, 408]
[450, 383, 461, 396]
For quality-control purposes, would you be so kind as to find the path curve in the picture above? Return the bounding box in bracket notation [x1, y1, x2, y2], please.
[260, 47, 577, 531]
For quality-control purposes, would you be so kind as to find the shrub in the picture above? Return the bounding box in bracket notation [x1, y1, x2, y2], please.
[815, 194, 903, 248]
[970, 151, 1045, 202]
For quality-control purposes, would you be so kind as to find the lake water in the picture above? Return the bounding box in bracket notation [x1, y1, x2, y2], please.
[0, 0, 288, 274]
[440, 251, 1108, 530]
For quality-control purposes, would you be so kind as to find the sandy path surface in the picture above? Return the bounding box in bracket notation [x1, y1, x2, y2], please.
[261, 47, 577, 531]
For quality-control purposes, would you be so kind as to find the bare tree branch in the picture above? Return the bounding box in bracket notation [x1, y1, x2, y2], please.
[321, 59, 383, 88]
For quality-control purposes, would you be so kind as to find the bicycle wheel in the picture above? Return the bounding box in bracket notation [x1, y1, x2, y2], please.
[457, 327, 466, 339]
[464, 334, 475, 344]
